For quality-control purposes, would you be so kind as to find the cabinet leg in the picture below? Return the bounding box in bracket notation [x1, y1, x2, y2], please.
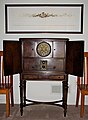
[24, 80, 26, 106]
[63, 80, 68, 117]
[20, 79, 23, 116]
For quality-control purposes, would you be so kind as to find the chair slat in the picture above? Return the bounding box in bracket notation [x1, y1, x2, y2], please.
[0, 51, 11, 86]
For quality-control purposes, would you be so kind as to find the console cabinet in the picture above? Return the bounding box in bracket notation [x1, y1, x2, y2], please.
[3, 38, 84, 117]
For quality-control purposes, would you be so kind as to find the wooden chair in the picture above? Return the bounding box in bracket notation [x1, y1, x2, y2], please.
[76, 52, 88, 117]
[0, 51, 14, 117]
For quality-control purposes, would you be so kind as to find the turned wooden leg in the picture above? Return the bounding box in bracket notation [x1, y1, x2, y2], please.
[63, 80, 68, 117]
[80, 93, 85, 117]
[6, 90, 10, 117]
[20, 79, 23, 116]
[76, 88, 80, 107]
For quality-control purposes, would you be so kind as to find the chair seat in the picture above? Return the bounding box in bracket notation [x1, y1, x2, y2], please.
[0, 83, 12, 89]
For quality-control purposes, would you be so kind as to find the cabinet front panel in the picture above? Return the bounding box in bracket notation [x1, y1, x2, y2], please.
[20, 38, 68, 80]
[23, 58, 65, 72]
[22, 74, 65, 80]
[53, 42, 65, 58]
[23, 41, 35, 57]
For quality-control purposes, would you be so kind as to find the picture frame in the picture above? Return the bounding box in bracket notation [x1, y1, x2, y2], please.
[5, 4, 84, 34]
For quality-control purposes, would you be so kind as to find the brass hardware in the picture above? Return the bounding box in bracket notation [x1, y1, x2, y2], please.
[40, 60, 47, 70]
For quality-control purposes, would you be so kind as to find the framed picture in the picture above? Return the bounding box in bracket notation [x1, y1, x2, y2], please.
[5, 4, 84, 34]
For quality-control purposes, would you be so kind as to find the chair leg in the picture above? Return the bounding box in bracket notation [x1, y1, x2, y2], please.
[6, 90, 10, 117]
[80, 93, 85, 117]
[76, 88, 80, 107]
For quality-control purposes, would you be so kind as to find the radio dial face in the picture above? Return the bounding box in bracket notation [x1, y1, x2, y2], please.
[36, 41, 51, 57]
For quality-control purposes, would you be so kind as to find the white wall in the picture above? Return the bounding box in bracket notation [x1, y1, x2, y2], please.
[0, 0, 88, 105]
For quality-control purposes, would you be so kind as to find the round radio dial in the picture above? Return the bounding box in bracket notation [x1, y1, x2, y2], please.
[36, 41, 51, 57]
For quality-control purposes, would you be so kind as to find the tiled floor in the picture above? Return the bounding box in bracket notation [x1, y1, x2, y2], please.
[0, 104, 88, 120]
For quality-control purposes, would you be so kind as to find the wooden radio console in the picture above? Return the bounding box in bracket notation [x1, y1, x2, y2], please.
[3, 38, 84, 116]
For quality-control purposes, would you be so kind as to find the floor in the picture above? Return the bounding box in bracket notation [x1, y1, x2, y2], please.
[0, 104, 88, 120]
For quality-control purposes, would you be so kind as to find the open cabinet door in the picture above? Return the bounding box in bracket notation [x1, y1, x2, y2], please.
[3, 40, 22, 76]
[66, 41, 84, 77]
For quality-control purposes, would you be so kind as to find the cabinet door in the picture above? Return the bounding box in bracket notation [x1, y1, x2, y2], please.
[3, 40, 22, 76]
[66, 41, 84, 77]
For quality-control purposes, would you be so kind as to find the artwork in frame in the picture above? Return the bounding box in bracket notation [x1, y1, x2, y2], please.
[5, 4, 84, 34]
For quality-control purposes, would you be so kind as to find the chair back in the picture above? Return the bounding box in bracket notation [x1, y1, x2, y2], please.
[0, 51, 13, 87]
[77, 52, 88, 85]
[84, 52, 88, 84]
